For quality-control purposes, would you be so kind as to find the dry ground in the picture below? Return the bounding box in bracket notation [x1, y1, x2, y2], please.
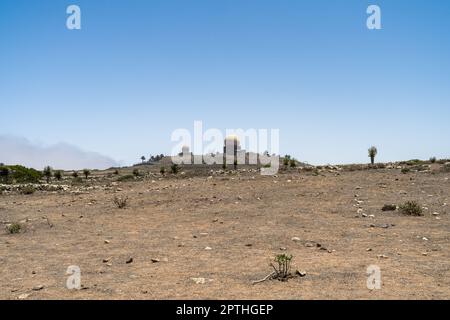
[1, 166, 449, 299]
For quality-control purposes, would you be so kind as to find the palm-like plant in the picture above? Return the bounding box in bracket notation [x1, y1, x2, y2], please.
[368, 146, 378, 165]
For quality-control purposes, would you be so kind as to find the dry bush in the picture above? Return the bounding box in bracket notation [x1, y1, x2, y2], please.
[113, 196, 128, 209]
[399, 201, 423, 216]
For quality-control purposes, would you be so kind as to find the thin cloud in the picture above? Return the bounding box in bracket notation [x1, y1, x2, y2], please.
[0, 135, 119, 170]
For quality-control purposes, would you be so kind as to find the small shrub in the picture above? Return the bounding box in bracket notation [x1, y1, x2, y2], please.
[430, 157, 436, 163]
[271, 254, 293, 281]
[399, 201, 423, 216]
[117, 174, 135, 182]
[21, 185, 36, 195]
[71, 176, 84, 185]
[171, 163, 179, 174]
[72, 171, 79, 178]
[368, 146, 378, 165]
[113, 196, 128, 209]
[43, 166, 52, 183]
[442, 163, 450, 172]
[6, 223, 22, 234]
[160, 167, 166, 175]
[132, 169, 140, 177]
[113, 169, 119, 175]
[382, 204, 397, 211]
[83, 169, 90, 180]
[289, 159, 297, 168]
[401, 168, 410, 174]
[54, 170, 63, 181]
[0, 166, 10, 183]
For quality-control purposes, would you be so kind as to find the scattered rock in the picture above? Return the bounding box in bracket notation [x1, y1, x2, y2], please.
[151, 258, 160, 263]
[18, 293, 30, 300]
[295, 270, 307, 277]
[102, 257, 112, 263]
[191, 277, 208, 284]
[291, 237, 301, 242]
[32, 285, 44, 291]
[204, 247, 212, 250]
[126, 257, 133, 264]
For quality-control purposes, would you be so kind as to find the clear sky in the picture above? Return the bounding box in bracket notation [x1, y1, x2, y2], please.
[1, 0, 449, 168]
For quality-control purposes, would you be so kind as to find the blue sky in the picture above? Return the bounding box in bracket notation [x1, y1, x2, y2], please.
[1, 0, 449, 168]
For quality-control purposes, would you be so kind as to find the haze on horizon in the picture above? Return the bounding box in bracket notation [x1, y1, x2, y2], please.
[1, 0, 449, 169]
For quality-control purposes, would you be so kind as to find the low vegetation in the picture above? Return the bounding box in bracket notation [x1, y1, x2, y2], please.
[171, 164, 179, 174]
[113, 196, 128, 209]
[0, 165, 42, 184]
[43, 166, 52, 183]
[21, 185, 36, 195]
[6, 223, 22, 234]
[399, 201, 423, 216]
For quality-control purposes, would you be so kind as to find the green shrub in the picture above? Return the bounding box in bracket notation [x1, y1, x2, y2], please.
[83, 169, 91, 179]
[0, 166, 10, 183]
[160, 167, 166, 175]
[21, 185, 36, 195]
[6, 223, 22, 234]
[401, 168, 410, 174]
[271, 254, 293, 280]
[43, 166, 52, 183]
[399, 201, 423, 216]
[283, 157, 290, 167]
[132, 169, 140, 176]
[289, 159, 297, 168]
[117, 174, 135, 182]
[54, 170, 63, 181]
[171, 164, 179, 174]
[368, 146, 378, 165]
[72, 171, 79, 178]
[1, 165, 42, 184]
[71, 177, 84, 185]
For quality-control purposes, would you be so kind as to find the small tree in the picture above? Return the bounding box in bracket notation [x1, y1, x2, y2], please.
[54, 170, 63, 181]
[83, 169, 90, 180]
[72, 171, 79, 178]
[141, 156, 146, 163]
[289, 159, 297, 168]
[368, 146, 378, 165]
[171, 163, 179, 174]
[43, 166, 52, 183]
[283, 155, 291, 167]
[0, 166, 9, 183]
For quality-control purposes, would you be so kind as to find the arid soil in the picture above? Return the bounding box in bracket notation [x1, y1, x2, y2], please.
[1, 164, 449, 300]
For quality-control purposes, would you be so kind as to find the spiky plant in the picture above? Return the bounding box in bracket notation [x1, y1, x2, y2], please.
[368, 146, 378, 165]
